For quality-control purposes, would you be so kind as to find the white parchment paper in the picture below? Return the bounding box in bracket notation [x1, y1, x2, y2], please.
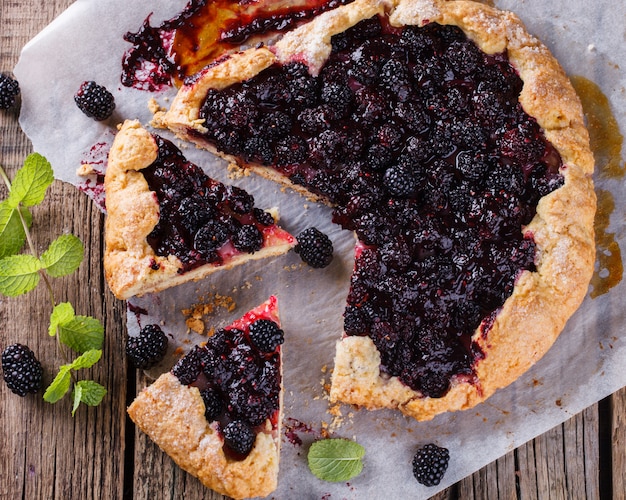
[13, 0, 626, 498]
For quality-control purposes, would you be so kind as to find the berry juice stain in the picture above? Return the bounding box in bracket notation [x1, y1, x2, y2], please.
[121, 0, 352, 89]
[570, 75, 624, 298]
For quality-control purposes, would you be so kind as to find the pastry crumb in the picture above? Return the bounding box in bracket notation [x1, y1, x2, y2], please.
[76, 163, 95, 176]
[227, 162, 249, 179]
[181, 293, 237, 334]
[148, 97, 167, 114]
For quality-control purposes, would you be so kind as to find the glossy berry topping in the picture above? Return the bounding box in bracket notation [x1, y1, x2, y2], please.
[0, 73, 20, 110]
[197, 18, 564, 398]
[74, 81, 116, 121]
[141, 135, 278, 273]
[1, 343, 43, 397]
[412, 443, 450, 487]
[171, 306, 282, 459]
[294, 227, 334, 268]
[125, 324, 168, 369]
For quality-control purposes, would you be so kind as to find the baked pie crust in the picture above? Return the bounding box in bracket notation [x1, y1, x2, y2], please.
[127, 297, 282, 499]
[104, 120, 295, 299]
[156, 0, 596, 421]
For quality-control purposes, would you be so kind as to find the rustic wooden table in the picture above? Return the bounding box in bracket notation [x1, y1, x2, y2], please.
[1, 1, 625, 499]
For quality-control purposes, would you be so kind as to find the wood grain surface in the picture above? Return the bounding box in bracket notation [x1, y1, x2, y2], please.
[0, 1, 624, 499]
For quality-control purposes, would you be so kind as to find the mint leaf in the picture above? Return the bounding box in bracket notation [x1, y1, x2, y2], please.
[44, 365, 72, 403]
[71, 384, 83, 416]
[308, 438, 365, 482]
[58, 316, 104, 353]
[73, 380, 107, 412]
[0, 254, 42, 296]
[6, 153, 54, 208]
[0, 202, 32, 259]
[70, 349, 102, 370]
[40, 234, 84, 277]
[49, 302, 75, 336]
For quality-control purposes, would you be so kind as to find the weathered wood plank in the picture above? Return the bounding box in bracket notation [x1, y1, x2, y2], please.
[0, 2, 127, 500]
[611, 388, 626, 500]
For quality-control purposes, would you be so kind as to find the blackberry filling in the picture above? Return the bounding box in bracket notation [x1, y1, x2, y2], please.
[172, 318, 282, 459]
[196, 17, 564, 397]
[140, 135, 278, 273]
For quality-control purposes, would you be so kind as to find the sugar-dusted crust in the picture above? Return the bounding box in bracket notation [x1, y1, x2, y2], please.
[103, 119, 295, 300]
[158, 0, 596, 421]
[128, 373, 279, 499]
[127, 297, 282, 499]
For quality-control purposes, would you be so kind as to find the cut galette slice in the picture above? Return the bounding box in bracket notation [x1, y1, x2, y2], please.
[128, 296, 283, 499]
[104, 120, 295, 299]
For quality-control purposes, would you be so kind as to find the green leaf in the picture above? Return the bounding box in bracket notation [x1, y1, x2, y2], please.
[40, 234, 84, 277]
[0, 202, 32, 259]
[0, 254, 42, 296]
[69, 349, 102, 370]
[58, 316, 104, 353]
[308, 438, 365, 482]
[49, 302, 75, 336]
[71, 383, 83, 416]
[43, 366, 72, 403]
[74, 380, 106, 410]
[6, 153, 54, 208]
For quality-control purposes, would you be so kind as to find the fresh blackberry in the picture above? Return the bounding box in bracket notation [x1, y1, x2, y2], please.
[193, 220, 230, 257]
[242, 136, 274, 165]
[223, 420, 256, 456]
[1, 343, 43, 397]
[0, 73, 20, 110]
[253, 208, 275, 226]
[321, 82, 352, 110]
[294, 227, 334, 269]
[261, 110, 292, 139]
[248, 319, 284, 353]
[297, 106, 333, 134]
[126, 324, 168, 369]
[232, 224, 264, 253]
[200, 388, 224, 422]
[412, 443, 450, 486]
[274, 136, 309, 166]
[383, 164, 417, 198]
[74, 81, 116, 121]
[178, 196, 215, 233]
[172, 346, 204, 385]
[227, 186, 254, 214]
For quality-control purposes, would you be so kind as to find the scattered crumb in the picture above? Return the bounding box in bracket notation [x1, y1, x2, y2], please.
[227, 162, 249, 179]
[181, 293, 237, 334]
[174, 346, 185, 356]
[148, 97, 167, 114]
[76, 163, 95, 176]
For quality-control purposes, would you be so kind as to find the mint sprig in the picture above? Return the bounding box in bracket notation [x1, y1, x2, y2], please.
[0, 153, 106, 415]
[307, 438, 366, 482]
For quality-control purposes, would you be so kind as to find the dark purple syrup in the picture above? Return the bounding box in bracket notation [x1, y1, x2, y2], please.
[195, 17, 564, 398]
[121, 0, 353, 89]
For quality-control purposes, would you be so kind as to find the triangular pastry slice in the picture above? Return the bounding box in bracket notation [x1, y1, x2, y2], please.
[104, 120, 295, 299]
[128, 296, 283, 499]
[156, 0, 595, 421]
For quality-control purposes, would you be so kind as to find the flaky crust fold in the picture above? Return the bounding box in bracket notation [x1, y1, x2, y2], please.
[128, 373, 279, 499]
[103, 120, 295, 300]
[158, 0, 596, 421]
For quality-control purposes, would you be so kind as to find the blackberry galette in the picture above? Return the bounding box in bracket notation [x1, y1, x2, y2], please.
[157, 0, 596, 421]
[104, 120, 295, 299]
[128, 296, 283, 499]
